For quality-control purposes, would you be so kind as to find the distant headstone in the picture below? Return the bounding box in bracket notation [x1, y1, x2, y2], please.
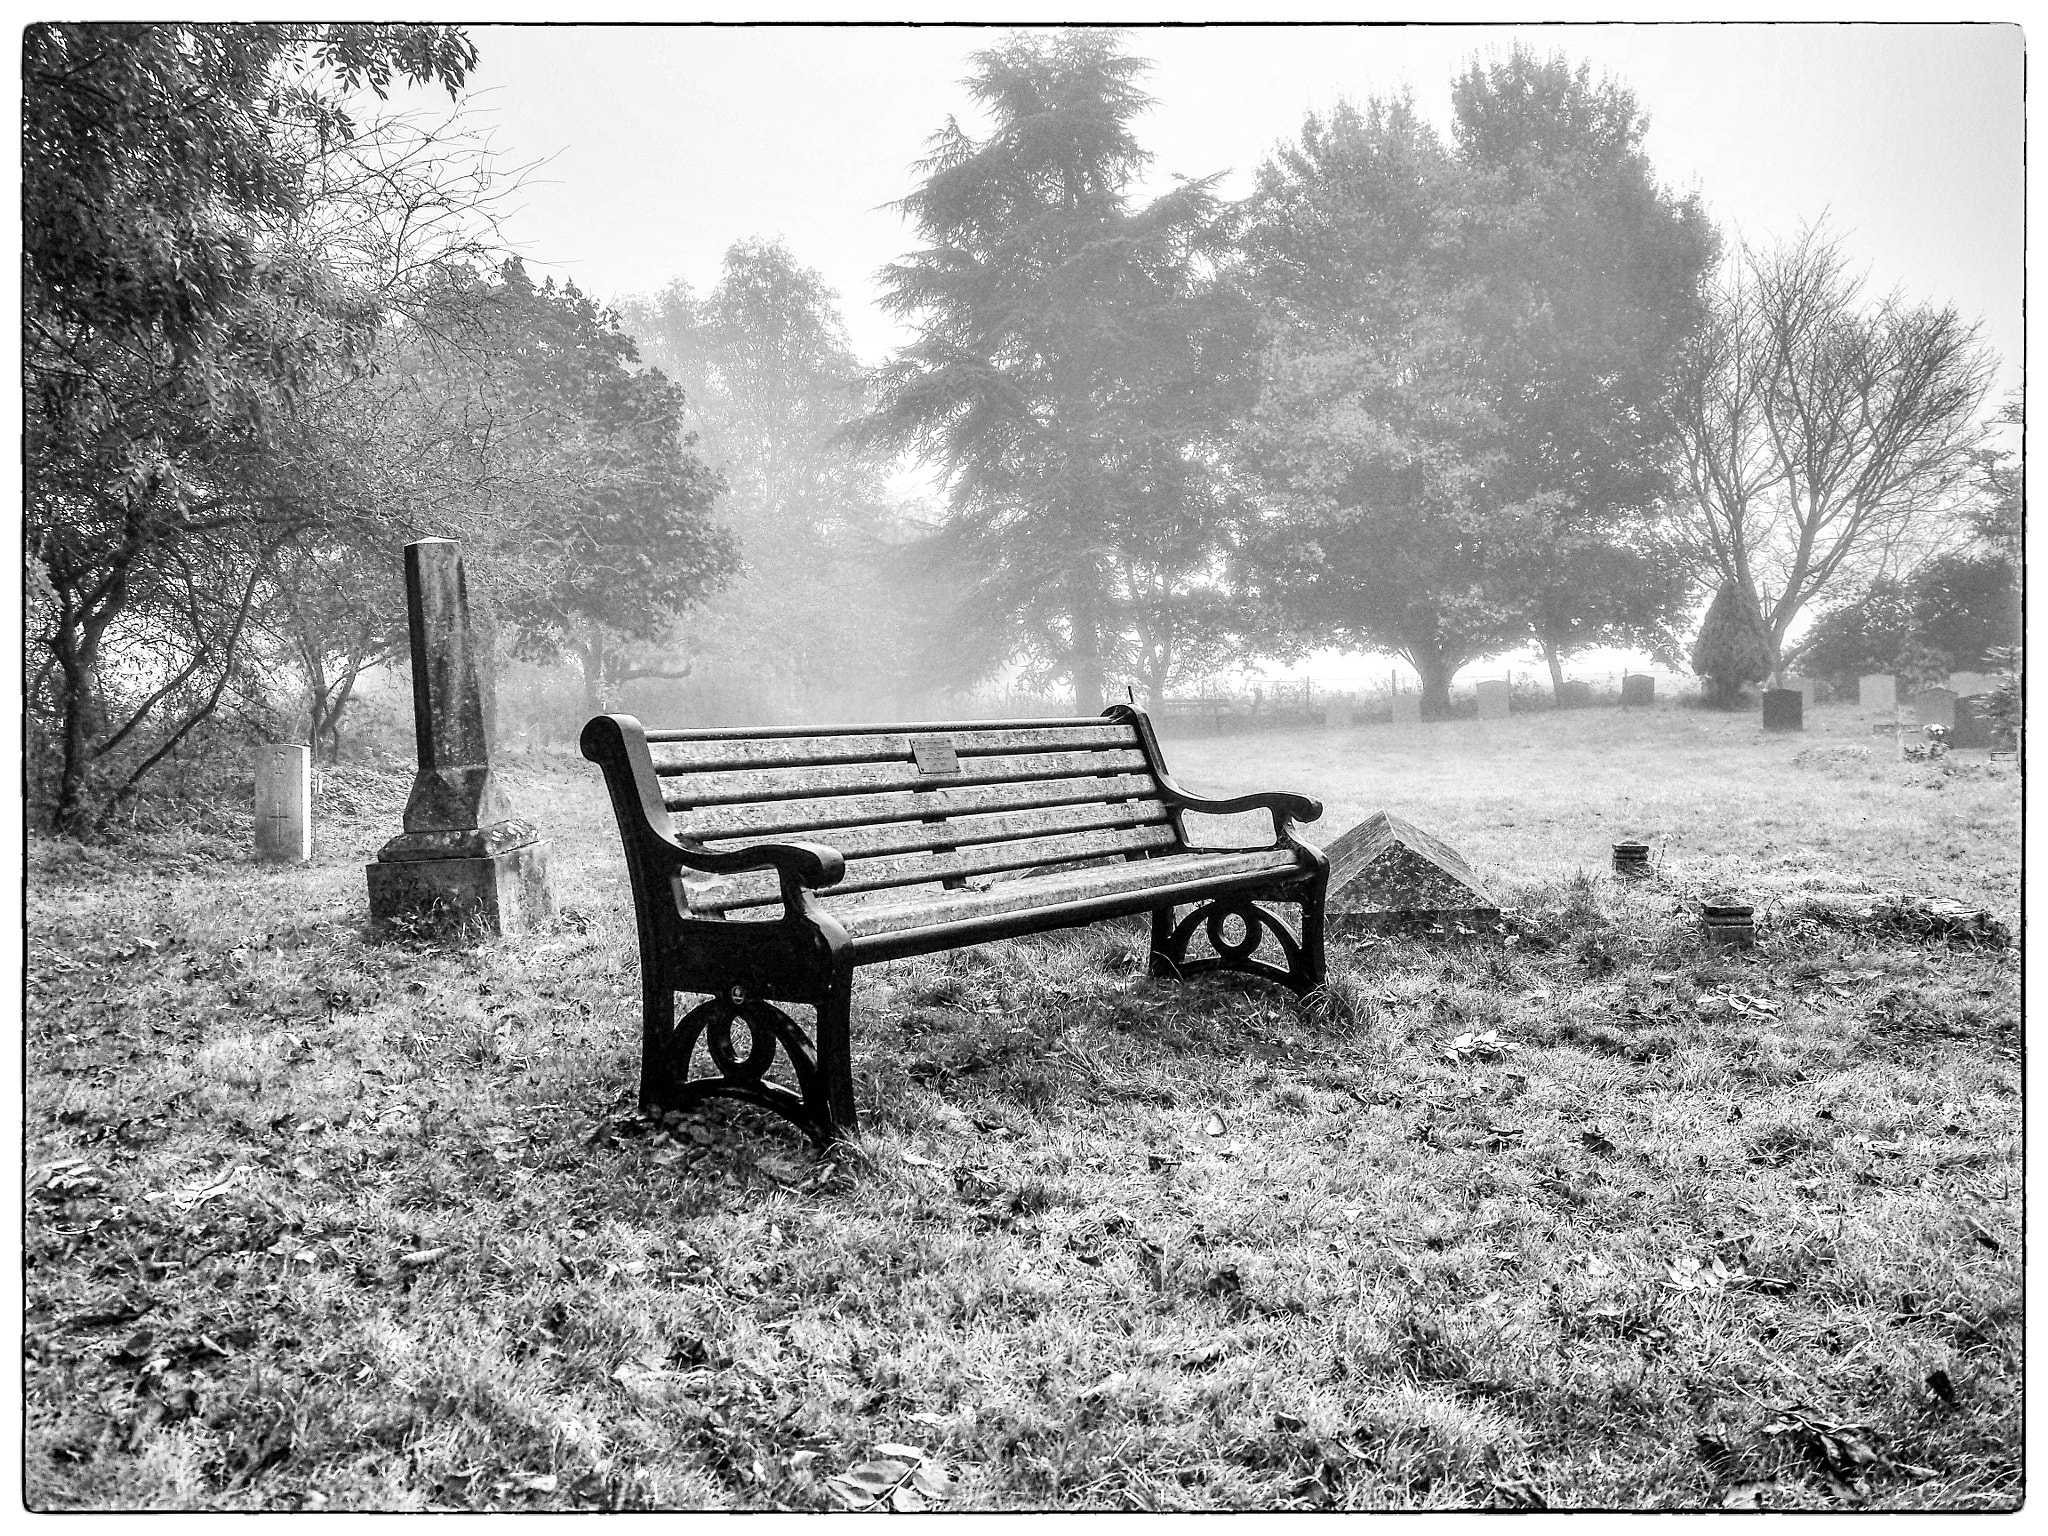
[366, 539, 554, 934]
[254, 744, 311, 863]
[1621, 674, 1654, 707]
[1951, 695, 2003, 749]
[1323, 695, 1354, 730]
[1391, 693, 1422, 725]
[1913, 687, 1957, 731]
[1325, 810, 1500, 933]
[1557, 680, 1593, 709]
[1475, 679, 1511, 721]
[1858, 673, 1897, 710]
[1780, 673, 1817, 706]
[1947, 670, 1995, 698]
[1761, 688, 1804, 732]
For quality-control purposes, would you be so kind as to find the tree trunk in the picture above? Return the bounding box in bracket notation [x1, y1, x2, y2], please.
[1412, 647, 1455, 720]
[1542, 637, 1566, 704]
[577, 635, 607, 718]
[1070, 584, 1104, 715]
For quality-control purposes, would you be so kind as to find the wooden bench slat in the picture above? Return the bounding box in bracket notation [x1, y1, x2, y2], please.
[670, 772, 1164, 841]
[641, 715, 1093, 743]
[701, 799, 1170, 863]
[831, 847, 1308, 938]
[692, 823, 1182, 912]
[660, 748, 1154, 810]
[647, 723, 1137, 774]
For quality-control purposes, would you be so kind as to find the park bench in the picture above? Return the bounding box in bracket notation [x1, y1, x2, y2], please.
[580, 705, 1329, 1146]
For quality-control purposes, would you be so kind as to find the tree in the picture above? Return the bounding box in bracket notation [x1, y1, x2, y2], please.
[866, 27, 1258, 711]
[1690, 579, 1770, 705]
[1449, 49, 1718, 695]
[1234, 55, 1712, 714]
[23, 22, 483, 829]
[1672, 224, 1997, 678]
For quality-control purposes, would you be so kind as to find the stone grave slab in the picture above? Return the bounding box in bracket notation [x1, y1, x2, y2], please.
[1391, 693, 1422, 725]
[254, 743, 312, 862]
[1951, 695, 2004, 749]
[1325, 810, 1500, 933]
[1475, 679, 1511, 721]
[1621, 674, 1654, 707]
[1913, 687, 1957, 731]
[1858, 673, 1897, 710]
[1762, 688, 1804, 732]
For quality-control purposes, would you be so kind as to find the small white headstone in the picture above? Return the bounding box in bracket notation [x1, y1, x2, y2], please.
[1391, 693, 1422, 725]
[1779, 673, 1816, 706]
[1475, 679, 1511, 721]
[1913, 687, 1958, 731]
[255, 744, 312, 863]
[1947, 670, 1995, 698]
[1858, 674, 1896, 710]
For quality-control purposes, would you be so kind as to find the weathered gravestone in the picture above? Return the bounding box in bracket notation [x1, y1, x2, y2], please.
[1325, 811, 1500, 933]
[1475, 679, 1511, 721]
[1390, 692, 1422, 726]
[1557, 680, 1593, 709]
[1947, 670, 1995, 698]
[1951, 695, 2003, 749]
[1761, 688, 1804, 732]
[1780, 674, 1817, 706]
[1913, 687, 1957, 732]
[1621, 674, 1654, 707]
[254, 743, 312, 863]
[1858, 673, 1897, 711]
[366, 538, 554, 934]
[1323, 695, 1354, 730]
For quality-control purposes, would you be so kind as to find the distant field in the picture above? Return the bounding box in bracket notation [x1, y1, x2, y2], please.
[24, 701, 2020, 1510]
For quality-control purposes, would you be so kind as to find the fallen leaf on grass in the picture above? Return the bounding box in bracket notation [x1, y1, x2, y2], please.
[1204, 1112, 1228, 1137]
[1926, 1369, 1956, 1406]
[1720, 1482, 1769, 1509]
[1081, 1371, 1128, 1401]
[900, 1149, 941, 1169]
[397, 1247, 449, 1269]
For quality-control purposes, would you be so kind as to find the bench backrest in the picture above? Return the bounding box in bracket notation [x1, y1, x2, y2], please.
[645, 717, 1179, 915]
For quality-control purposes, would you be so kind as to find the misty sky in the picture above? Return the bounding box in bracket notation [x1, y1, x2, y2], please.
[450, 21, 2022, 408]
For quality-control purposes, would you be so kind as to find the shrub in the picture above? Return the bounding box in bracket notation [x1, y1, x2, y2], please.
[1690, 581, 1769, 706]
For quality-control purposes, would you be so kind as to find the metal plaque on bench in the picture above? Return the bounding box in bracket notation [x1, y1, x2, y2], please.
[912, 736, 960, 775]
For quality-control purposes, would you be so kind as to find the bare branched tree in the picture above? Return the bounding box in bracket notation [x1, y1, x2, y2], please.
[1672, 224, 1996, 675]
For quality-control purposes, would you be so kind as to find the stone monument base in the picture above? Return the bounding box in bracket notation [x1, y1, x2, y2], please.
[367, 840, 554, 935]
[1325, 810, 1500, 934]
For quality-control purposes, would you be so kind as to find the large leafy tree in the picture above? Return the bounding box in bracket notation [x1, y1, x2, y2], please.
[866, 27, 1259, 710]
[23, 22, 481, 829]
[1237, 56, 1712, 715]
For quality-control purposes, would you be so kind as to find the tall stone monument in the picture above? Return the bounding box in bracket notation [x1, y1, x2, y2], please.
[254, 743, 312, 863]
[366, 539, 553, 934]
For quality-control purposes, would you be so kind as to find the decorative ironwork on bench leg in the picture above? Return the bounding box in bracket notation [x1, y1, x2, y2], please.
[640, 979, 844, 1147]
[1153, 894, 1322, 996]
[1150, 904, 1181, 981]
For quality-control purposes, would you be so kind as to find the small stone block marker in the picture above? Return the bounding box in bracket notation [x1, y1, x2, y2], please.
[1390, 693, 1422, 726]
[1913, 687, 1957, 731]
[1475, 679, 1511, 721]
[1621, 674, 1654, 707]
[1324, 810, 1500, 933]
[1858, 674, 1897, 710]
[254, 743, 312, 862]
[1761, 688, 1804, 732]
[366, 538, 554, 934]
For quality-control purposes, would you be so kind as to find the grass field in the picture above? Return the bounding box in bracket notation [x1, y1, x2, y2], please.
[23, 700, 2021, 1510]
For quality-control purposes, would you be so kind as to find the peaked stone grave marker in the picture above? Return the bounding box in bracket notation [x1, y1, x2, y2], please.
[366, 538, 554, 934]
[1325, 811, 1500, 933]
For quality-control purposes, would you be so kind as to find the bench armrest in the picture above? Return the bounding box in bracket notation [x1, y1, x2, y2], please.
[675, 838, 846, 890]
[1159, 786, 1323, 828]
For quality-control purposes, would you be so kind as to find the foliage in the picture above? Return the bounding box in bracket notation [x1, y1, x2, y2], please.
[1671, 223, 1997, 673]
[1980, 646, 2022, 743]
[1690, 579, 1770, 705]
[1787, 578, 1917, 684]
[867, 27, 1260, 710]
[22, 22, 484, 830]
[1235, 52, 1713, 714]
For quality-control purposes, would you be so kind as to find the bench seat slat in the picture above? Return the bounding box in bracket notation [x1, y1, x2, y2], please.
[831, 847, 1309, 940]
[660, 748, 1153, 809]
[671, 772, 1163, 842]
[701, 799, 1170, 863]
[646, 723, 1137, 773]
[692, 823, 1182, 912]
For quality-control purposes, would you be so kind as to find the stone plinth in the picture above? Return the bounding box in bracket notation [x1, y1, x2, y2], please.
[1391, 693, 1422, 726]
[368, 538, 553, 935]
[1325, 810, 1499, 932]
[1858, 674, 1897, 710]
[1762, 688, 1804, 732]
[1913, 687, 1957, 731]
[1621, 674, 1654, 707]
[254, 744, 312, 863]
[1475, 679, 1511, 721]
